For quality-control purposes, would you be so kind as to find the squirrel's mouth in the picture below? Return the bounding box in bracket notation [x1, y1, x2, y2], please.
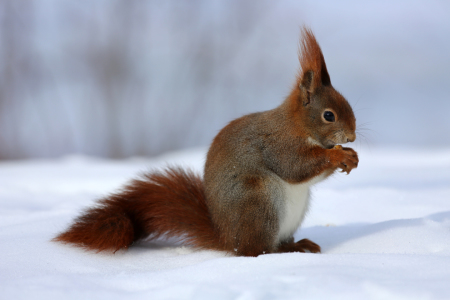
[323, 139, 336, 149]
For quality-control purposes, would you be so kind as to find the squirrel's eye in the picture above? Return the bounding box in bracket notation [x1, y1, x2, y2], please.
[323, 111, 335, 122]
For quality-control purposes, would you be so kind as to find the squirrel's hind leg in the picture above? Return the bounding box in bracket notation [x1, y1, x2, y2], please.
[228, 194, 279, 257]
[277, 237, 321, 253]
[216, 176, 281, 257]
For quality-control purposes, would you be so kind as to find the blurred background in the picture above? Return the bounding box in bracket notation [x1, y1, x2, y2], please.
[1, 0, 449, 160]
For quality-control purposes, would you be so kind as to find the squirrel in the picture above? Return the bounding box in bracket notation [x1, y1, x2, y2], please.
[54, 27, 358, 257]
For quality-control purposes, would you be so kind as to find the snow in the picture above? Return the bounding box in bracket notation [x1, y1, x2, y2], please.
[1, 147, 450, 299]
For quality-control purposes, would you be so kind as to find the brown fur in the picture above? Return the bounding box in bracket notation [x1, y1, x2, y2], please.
[54, 26, 358, 257]
[298, 27, 331, 88]
[54, 167, 223, 252]
[277, 237, 321, 253]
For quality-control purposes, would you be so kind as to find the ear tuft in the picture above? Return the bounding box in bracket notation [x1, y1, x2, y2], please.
[298, 27, 331, 89]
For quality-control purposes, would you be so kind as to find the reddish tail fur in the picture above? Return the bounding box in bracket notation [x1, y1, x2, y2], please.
[54, 167, 221, 252]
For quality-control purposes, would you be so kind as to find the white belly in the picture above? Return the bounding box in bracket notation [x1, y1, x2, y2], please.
[277, 174, 327, 243]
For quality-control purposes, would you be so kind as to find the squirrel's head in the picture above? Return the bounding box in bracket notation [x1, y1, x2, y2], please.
[289, 27, 356, 149]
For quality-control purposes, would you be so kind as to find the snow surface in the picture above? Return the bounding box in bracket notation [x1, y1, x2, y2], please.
[1, 147, 450, 299]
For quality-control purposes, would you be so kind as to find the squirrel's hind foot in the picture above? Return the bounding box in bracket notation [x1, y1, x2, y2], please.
[277, 238, 321, 254]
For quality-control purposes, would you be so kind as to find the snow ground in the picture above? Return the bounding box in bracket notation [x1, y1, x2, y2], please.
[0, 147, 449, 300]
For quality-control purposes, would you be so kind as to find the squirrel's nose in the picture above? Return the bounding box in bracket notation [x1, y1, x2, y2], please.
[346, 133, 356, 143]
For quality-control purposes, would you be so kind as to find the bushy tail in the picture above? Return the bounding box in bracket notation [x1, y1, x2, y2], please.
[53, 167, 221, 252]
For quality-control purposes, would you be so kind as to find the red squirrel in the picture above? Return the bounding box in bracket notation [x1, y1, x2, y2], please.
[54, 27, 358, 256]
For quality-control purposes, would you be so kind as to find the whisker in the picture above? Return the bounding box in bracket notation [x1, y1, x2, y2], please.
[355, 130, 376, 150]
[357, 121, 374, 128]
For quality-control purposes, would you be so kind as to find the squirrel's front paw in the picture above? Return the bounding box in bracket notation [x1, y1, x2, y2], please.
[331, 147, 359, 174]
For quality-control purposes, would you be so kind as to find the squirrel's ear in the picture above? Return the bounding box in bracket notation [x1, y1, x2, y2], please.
[299, 70, 314, 106]
[297, 27, 331, 105]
